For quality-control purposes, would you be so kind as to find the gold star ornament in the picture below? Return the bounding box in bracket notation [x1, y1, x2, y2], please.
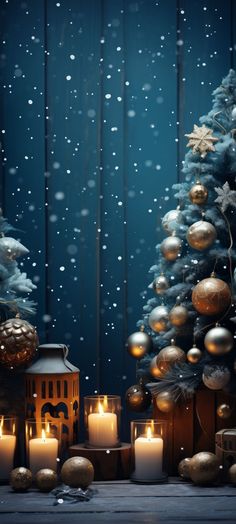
[185, 124, 219, 158]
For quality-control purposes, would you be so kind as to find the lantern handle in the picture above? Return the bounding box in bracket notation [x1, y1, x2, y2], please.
[62, 345, 69, 358]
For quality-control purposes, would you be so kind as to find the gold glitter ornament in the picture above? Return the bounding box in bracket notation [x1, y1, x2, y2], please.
[189, 451, 220, 485]
[10, 467, 32, 491]
[189, 182, 208, 205]
[187, 346, 202, 364]
[61, 457, 94, 489]
[178, 458, 192, 479]
[148, 305, 169, 333]
[161, 236, 182, 261]
[186, 220, 217, 251]
[155, 391, 175, 413]
[192, 276, 231, 316]
[185, 124, 218, 158]
[35, 469, 58, 492]
[216, 403, 232, 419]
[169, 305, 188, 327]
[0, 317, 38, 368]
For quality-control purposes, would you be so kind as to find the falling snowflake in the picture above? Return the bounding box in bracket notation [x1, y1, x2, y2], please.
[185, 124, 218, 158]
[214, 181, 236, 212]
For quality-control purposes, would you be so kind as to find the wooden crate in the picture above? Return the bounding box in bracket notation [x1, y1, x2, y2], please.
[153, 386, 236, 474]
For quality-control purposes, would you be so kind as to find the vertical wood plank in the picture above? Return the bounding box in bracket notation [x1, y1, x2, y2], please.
[194, 388, 216, 453]
[172, 398, 194, 471]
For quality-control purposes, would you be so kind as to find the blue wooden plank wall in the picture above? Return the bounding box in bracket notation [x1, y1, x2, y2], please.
[0, 0, 235, 433]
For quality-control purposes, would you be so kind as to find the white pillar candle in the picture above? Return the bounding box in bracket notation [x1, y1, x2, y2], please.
[0, 434, 16, 480]
[134, 428, 163, 480]
[88, 402, 118, 447]
[29, 431, 58, 476]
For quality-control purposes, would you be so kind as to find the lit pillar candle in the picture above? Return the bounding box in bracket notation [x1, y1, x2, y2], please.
[29, 430, 58, 476]
[88, 401, 118, 447]
[0, 425, 16, 480]
[134, 427, 163, 480]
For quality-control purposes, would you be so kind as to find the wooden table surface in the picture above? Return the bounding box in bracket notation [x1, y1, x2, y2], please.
[0, 478, 235, 524]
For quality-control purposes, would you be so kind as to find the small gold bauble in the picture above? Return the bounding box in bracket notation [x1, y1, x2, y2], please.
[10, 467, 32, 492]
[189, 452, 220, 485]
[150, 355, 162, 379]
[187, 346, 202, 364]
[155, 391, 175, 413]
[153, 275, 169, 295]
[192, 277, 231, 316]
[155, 341, 186, 377]
[217, 403, 232, 419]
[0, 318, 38, 368]
[61, 457, 94, 489]
[161, 236, 182, 261]
[126, 331, 152, 359]
[148, 305, 169, 333]
[169, 305, 188, 327]
[187, 220, 217, 251]
[35, 469, 58, 492]
[204, 326, 233, 355]
[178, 457, 192, 479]
[125, 384, 152, 412]
[189, 183, 208, 205]
[229, 464, 236, 484]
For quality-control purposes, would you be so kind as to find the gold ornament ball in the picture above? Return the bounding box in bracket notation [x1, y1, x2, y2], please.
[162, 209, 184, 234]
[217, 403, 232, 419]
[155, 391, 175, 413]
[155, 341, 186, 377]
[61, 457, 94, 489]
[153, 275, 169, 295]
[187, 220, 217, 251]
[10, 467, 32, 492]
[178, 458, 192, 480]
[204, 326, 233, 355]
[187, 346, 202, 364]
[202, 364, 231, 390]
[189, 452, 220, 485]
[126, 331, 152, 359]
[192, 277, 231, 316]
[189, 183, 208, 205]
[35, 469, 58, 492]
[125, 384, 152, 412]
[161, 236, 182, 261]
[148, 305, 169, 333]
[0, 318, 39, 368]
[228, 464, 236, 485]
[150, 355, 162, 379]
[169, 305, 188, 327]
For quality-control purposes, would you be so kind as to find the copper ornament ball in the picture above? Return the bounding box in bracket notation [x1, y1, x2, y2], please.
[229, 464, 236, 485]
[155, 342, 186, 377]
[126, 331, 152, 359]
[187, 220, 217, 251]
[169, 305, 188, 327]
[10, 467, 32, 492]
[189, 452, 220, 485]
[61, 457, 94, 489]
[153, 274, 169, 295]
[0, 318, 39, 368]
[204, 326, 233, 355]
[125, 384, 152, 412]
[155, 391, 175, 413]
[217, 403, 232, 419]
[160, 236, 182, 261]
[178, 457, 192, 480]
[192, 277, 231, 316]
[35, 469, 58, 492]
[148, 305, 169, 333]
[187, 346, 202, 364]
[189, 183, 208, 205]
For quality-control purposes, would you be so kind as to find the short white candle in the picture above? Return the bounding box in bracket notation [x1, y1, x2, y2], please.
[134, 427, 163, 480]
[0, 429, 16, 480]
[88, 401, 118, 447]
[29, 430, 58, 476]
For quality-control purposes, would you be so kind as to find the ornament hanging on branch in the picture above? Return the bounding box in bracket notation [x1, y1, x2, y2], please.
[169, 305, 188, 327]
[154, 339, 186, 378]
[155, 390, 175, 413]
[126, 329, 152, 359]
[186, 220, 217, 251]
[125, 384, 152, 412]
[150, 355, 162, 379]
[189, 182, 208, 205]
[217, 403, 232, 419]
[162, 209, 184, 234]
[153, 274, 169, 295]
[204, 326, 233, 355]
[0, 317, 38, 368]
[202, 364, 231, 390]
[187, 345, 202, 364]
[192, 275, 231, 316]
[148, 305, 169, 333]
[185, 124, 219, 158]
[161, 235, 182, 261]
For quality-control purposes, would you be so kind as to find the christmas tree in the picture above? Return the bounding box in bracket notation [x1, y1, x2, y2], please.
[126, 69, 236, 415]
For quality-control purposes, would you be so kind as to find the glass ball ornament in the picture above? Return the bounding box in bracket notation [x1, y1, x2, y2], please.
[162, 209, 184, 234]
[126, 330, 152, 359]
[125, 384, 152, 412]
[148, 305, 169, 333]
[161, 236, 182, 261]
[189, 183, 208, 205]
[169, 305, 188, 327]
[202, 364, 231, 390]
[155, 390, 175, 412]
[186, 220, 217, 251]
[189, 452, 220, 485]
[217, 403, 232, 419]
[192, 276, 231, 316]
[153, 274, 169, 295]
[61, 457, 94, 489]
[187, 346, 202, 364]
[204, 326, 233, 355]
[178, 457, 192, 479]
[155, 340, 186, 377]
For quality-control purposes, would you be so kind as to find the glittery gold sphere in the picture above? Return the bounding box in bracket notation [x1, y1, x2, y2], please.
[178, 457, 192, 479]
[217, 403, 232, 419]
[169, 305, 188, 327]
[204, 326, 233, 355]
[187, 220, 217, 251]
[61, 457, 94, 489]
[126, 331, 152, 359]
[187, 346, 202, 364]
[153, 275, 169, 295]
[192, 277, 231, 316]
[189, 183, 208, 205]
[125, 384, 152, 412]
[10, 467, 32, 491]
[155, 341, 186, 377]
[0, 318, 38, 368]
[150, 355, 162, 379]
[229, 464, 236, 484]
[35, 469, 57, 492]
[148, 305, 169, 333]
[189, 452, 220, 485]
[155, 391, 175, 412]
[161, 236, 182, 261]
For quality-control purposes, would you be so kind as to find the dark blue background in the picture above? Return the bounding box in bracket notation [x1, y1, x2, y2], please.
[0, 0, 235, 433]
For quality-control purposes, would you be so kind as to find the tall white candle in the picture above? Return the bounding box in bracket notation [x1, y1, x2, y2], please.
[88, 402, 118, 447]
[29, 430, 58, 476]
[134, 427, 163, 480]
[0, 432, 16, 480]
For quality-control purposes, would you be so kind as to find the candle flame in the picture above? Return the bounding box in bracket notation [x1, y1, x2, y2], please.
[42, 429, 46, 441]
[98, 402, 104, 415]
[147, 427, 152, 439]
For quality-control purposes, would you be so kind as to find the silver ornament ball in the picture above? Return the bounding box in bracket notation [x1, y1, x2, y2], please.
[231, 106, 236, 120]
[153, 275, 169, 295]
[204, 326, 233, 356]
[162, 209, 184, 234]
[148, 305, 169, 332]
[202, 364, 231, 390]
[161, 236, 182, 261]
[126, 331, 152, 359]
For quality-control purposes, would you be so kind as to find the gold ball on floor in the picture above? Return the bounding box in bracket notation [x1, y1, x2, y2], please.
[192, 277, 231, 316]
[217, 403, 232, 419]
[155, 391, 175, 413]
[229, 464, 236, 484]
[189, 452, 220, 485]
[187, 346, 202, 364]
[10, 467, 32, 491]
[61, 457, 94, 489]
[178, 458, 192, 479]
[35, 469, 57, 492]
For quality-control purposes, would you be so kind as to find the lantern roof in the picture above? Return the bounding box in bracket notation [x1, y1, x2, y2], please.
[25, 343, 79, 374]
